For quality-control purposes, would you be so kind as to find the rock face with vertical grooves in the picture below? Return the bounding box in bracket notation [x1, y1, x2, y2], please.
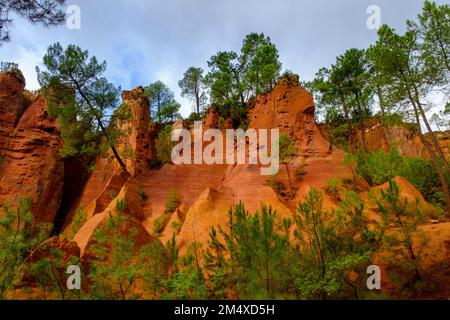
[249, 74, 332, 157]
[120, 86, 154, 176]
[0, 72, 64, 225]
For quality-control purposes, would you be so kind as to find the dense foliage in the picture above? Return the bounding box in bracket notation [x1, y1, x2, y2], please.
[37, 43, 130, 173]
[0, 0, 66, 43]
[145, 81, 181, 123]
[0, 180, 433, 300]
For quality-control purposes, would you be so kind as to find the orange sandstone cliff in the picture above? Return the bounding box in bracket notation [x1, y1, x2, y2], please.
[0, 72, 64, 225]
[1, 72, 449, 296]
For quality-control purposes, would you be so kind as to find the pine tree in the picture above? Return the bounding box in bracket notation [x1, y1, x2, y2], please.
[37, 43, 130, 174]
[0, 197, 55, 299]
[87, 200, 141, 300]
[0, 0, 66, 43]
[374, 179, 427, 292]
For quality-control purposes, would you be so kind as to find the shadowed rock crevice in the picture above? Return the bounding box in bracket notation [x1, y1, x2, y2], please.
[51, 157, 91, 235]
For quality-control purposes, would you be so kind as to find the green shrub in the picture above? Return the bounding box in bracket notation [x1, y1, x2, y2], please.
[165, 189, 181, 213]
[185, 112, 202, 124]
[328, 123, 352, 150]
[355, 149, 447, 209]
[375, 179, 426, 292]
[356, 149, 402, 186]
[218, 116, 225, 129]
[398, 157, 447, 209]
[152, 215, 171, 236]
[171, 221, 182, 234]
[152, 189, 181, 236]
[68, 207, 87, 240]
[156, 125, 174, 164]
[268, 176, 287, 196]
[324, 177, 340, 199]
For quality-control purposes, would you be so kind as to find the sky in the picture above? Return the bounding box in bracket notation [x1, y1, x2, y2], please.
[0, 0, 447, 117]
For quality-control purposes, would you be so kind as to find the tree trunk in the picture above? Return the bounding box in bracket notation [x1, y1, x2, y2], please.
[340, 95, 356, 153]
[354, 91, 367, 153]
[73, 79, 131, 176]
[285, 163, 294, 198]
[157, 92, 161, 122]
[377, 87, 393, 148]
[413, 84, 450, 173]
[410, 97, 450, 215]
[397, 215, 421, 281]
[195, 87, 200, 115]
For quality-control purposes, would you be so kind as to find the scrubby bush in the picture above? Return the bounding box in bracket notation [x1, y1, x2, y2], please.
[184, 112, 203, 127]
[165, 189, 181, 213]
[156, 125, 174, 164]
[152, 189, 181, 236]
[328, 123, 352, 150]
[355, 149, 448, 208]
[398, 157, 446, 208]
[324, 177, 340, 199]
[88, 199, 141, 300]
[268, 176, 287, 196]
[356, 149, 402, 186]
[67, 207, 87, 240]
[295, 161, 307, 179]
[375, 179, 427, 295]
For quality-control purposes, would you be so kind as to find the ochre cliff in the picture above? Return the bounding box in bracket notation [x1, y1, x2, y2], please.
[0, 71, 448, 283]
[0, 72, 64, 225]
[249, 75, 332, 157]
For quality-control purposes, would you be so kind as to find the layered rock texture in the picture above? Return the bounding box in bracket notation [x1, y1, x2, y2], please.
[320, 117, 450, 159]
[0, 72, 64, 224]
[249, 75, 332, 157]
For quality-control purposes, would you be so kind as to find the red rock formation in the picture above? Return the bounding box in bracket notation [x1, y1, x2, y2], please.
[203, 104, 233, 129]
[358, 119, 426, 157]
[12, 236, 80, 299]
[249, 75, 332, 157]
[73, 178, 153, 258]
[328, 117, 450, 159]
[133, 78, 352, 250]
[63, 86, 153, 225]
[0, 72, 26, 126]
[120, 87, 153, 175]
[0, 72, 64, 225]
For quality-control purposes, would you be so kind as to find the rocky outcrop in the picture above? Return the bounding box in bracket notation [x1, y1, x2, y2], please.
[249, 75, 332, 157]
[325, 117, 450, 159]
[0, 72, 64, 225]
[203, 105, 233, 129]
[357, 119, 426, 157]
[0, 72, 26, 126]
[120, 87, 153, 176]
[73, 178, 153, 258]
[133, 78, 352, 251]
[62, 86, 153, 227]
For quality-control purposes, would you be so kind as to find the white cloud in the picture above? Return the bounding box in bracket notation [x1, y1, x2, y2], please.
[15, 46, 44, 90]
[1, 0, 448, 117]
